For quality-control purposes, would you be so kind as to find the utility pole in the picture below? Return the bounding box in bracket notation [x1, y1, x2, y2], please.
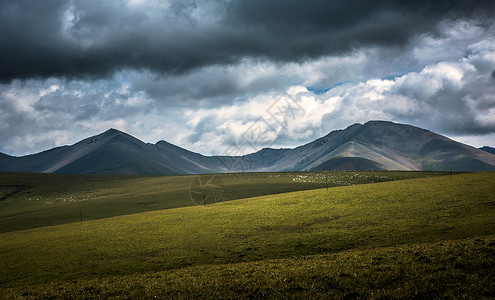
[80, 210, 83, 222]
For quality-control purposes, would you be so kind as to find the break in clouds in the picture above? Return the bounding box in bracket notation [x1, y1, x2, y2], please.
[1, 0, 495, 155]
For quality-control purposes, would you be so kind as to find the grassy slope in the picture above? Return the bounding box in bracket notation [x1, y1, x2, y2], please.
[3, 235, 494, 299]
[0, 172, 493, 293]
[0, 171, 440, 233]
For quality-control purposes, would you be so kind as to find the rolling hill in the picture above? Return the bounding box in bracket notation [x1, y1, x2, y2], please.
[1, 121, 495, 174]
[1, 172, 494, 298]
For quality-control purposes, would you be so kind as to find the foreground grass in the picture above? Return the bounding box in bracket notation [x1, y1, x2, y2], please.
[0, 172, 493, 292]
[2, 235, 494, 299]
[0, 171, 441, 233]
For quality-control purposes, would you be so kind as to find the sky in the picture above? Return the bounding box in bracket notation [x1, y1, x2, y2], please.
[1, 0, 495, 156]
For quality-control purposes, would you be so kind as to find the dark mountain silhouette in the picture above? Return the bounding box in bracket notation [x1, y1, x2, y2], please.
[480, 146, 495, 155]
[1, 121, 495, 174]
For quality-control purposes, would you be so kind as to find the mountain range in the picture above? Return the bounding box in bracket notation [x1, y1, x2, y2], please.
[1, 121, 495, 174]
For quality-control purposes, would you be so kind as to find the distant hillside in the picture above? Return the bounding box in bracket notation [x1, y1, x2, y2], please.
[242, 121, 495, 172]
[480, 146, 495, 155]
[0, 129, 227, 175]
[1, 121, 495, 174]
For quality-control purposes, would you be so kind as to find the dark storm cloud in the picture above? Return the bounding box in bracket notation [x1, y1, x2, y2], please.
[1, 0, 494, 82]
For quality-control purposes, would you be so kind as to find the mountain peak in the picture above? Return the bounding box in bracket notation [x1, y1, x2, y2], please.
[103, 128, 124, 135]
[363, 120, 401, 126]
[97, 128, 138, 141]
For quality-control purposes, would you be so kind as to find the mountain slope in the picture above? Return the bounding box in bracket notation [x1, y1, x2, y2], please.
[336, 121, 495, 172]
[247, 121, 495, 172]
[0, 129, 211, 175]
[1, 121, 495, 174]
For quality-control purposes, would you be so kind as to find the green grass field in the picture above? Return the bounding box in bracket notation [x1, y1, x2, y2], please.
[0, 171, 494, 298]
[3, 235, 494, 299]
[0, 171, 440, 233]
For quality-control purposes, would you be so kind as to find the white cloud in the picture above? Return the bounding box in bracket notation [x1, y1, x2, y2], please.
[176, 36, 495, 154]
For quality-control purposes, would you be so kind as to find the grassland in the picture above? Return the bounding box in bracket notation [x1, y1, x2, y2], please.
[0, 171, 494, 298]
[0, 171, 440, 233]
[3, 235, 494, 299]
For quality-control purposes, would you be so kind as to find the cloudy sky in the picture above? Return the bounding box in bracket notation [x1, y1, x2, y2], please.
[1, 0, 495, 156]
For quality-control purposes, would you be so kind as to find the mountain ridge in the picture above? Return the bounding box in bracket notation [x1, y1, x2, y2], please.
[1, 121, 495, 174]
[480, 146, 495, 155]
